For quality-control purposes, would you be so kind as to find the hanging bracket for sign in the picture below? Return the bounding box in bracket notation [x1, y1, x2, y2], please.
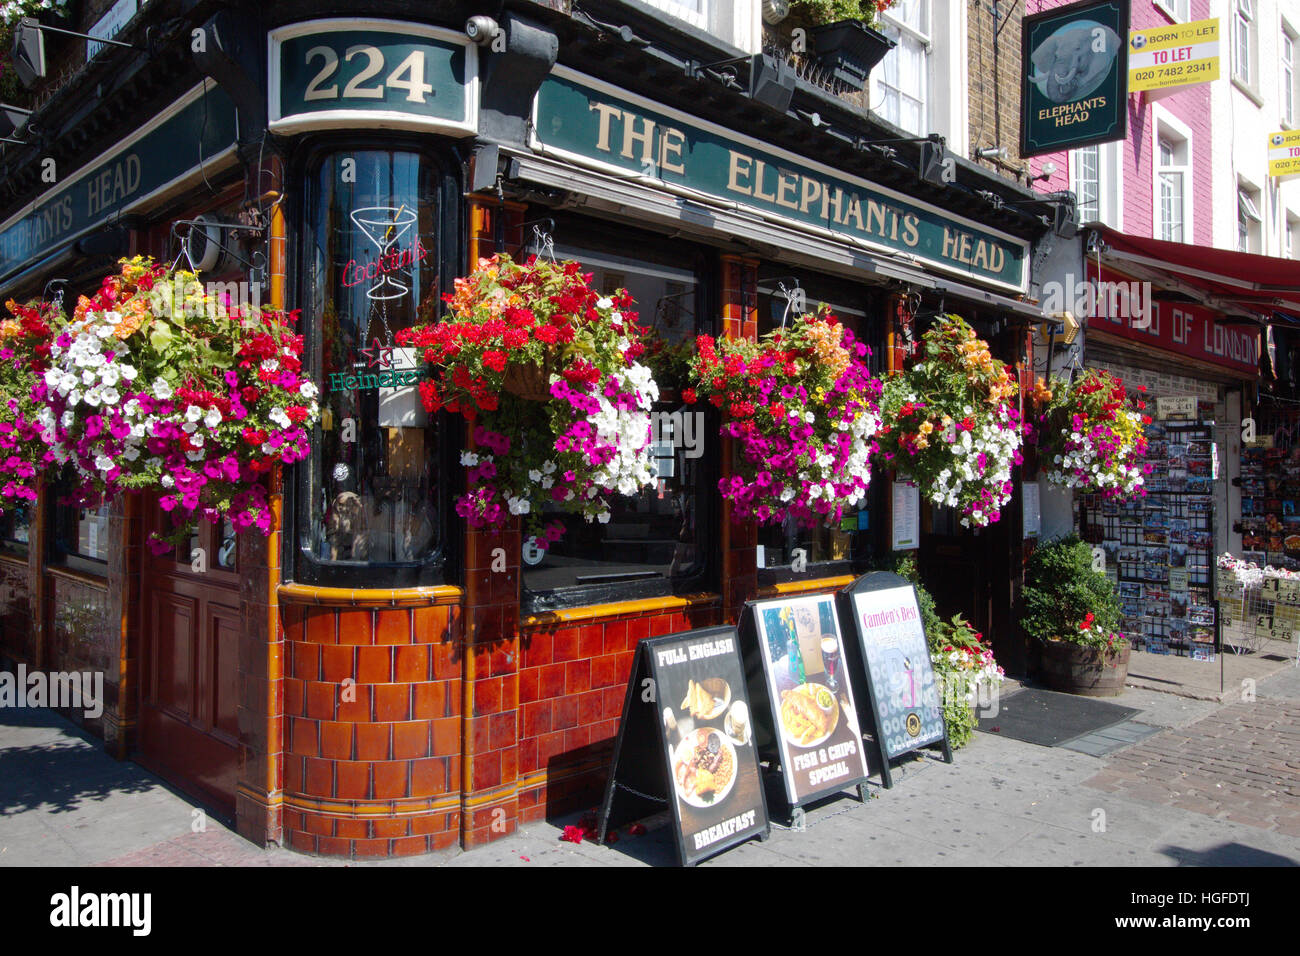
[837, 572, 953, 789]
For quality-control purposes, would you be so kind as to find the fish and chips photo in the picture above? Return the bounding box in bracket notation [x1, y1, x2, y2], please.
[779, 683, 839, 747]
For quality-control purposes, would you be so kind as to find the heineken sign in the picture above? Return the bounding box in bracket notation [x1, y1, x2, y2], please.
[1021, 0, 1129, 157]
[0, 84, 238, 286]
[532, 69, 1028, 291]
[269, 19, 478, 135]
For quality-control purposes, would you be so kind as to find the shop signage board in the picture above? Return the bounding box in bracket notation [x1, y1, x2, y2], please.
[1268, 129, 1300, 177]
[1021, 0, 1130, 157]
[598, 627, 769, 866]
[87, 0, 139, 61]
[1086, 270, 1260, 377]
[0, 83, 238, 288]
[269, 20, 478, 135]
[1157, 396, 1197, 420]
[1127, 17, 1219, 93]
[532, 68, 1029, 292]
[838, 572, 951, 789]
[1022, 481, 1041, 538]
[747, 594, 871, 815]
[891, 482, 920, 551]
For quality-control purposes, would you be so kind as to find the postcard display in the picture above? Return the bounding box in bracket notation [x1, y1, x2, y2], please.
[744, 593, 872, 826]
[598, 627, 770, 866]
[1238, 441, 1300, 572]
[1077, 418, 1218, 658]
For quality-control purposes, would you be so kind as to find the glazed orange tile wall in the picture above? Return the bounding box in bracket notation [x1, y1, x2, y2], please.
[515, 601, 722, 823]
[278, 602, 463, 858]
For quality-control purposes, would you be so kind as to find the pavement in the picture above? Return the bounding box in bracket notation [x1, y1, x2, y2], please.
[2, 656, 1299, 867]
[1124, 636, 1298, 702]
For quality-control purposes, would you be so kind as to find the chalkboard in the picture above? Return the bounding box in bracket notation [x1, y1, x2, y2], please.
[838, 572, 952, 788]
[746, 594, 872, 814]
[597, 627, 769, 866]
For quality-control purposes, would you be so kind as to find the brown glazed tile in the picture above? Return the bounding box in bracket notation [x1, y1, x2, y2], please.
[517, 736, 539, 774]
[372, 684, 411, 723]
[590, 655, 617, 689]
[315, 836, 351, 857]
[335, 761, 371, 800]
[565, 660, 590, 695]
[431, 641, 460, 682]
[517, 667, 540, 703]
[370, 818, 409, 840]
[319, 644, 356, 684]
[490, 711, 515, 751]
[288, 831, 317, 854]
[602, 620, 627, 652]
[410, 757, 449, 797]
[356, 645, 393, 684]
[394, 643, 430, 683]
[337, 608, 374, 646]
[335, 683, 372, 722]
[523, 631, 552, 666]
[412, 682, 445, 720]
[319, 721, 353, 760]
[292, 642, 321, 681]
[304, 812, 335, 837]
[288, 717, 319, 758]
[371, 760, 409, 800]
[280, 603, 304, 641]
[304, 607, 336, 645]
[354, 723, 392, 761]
[578, 690, 603, 727]
[500, 676, 518, 712]
[304, 757, 332, 797]
[552, 630, 579, 663]
[392, 720, 431, 760]
[432, 716, 461, 756]
[283, 754, 304, 793]
[335, 819, 368, 840]
[472, 676, 502, 716]
[283, 677, 305, 717]
[412, 604, 447, 642]
[553, 697, 578, 731]
[500, 742, 519, 784]
[374, 608, 412, 645]
[305, 681, 337, 721]
[538, 663, 565, 700]
[471, 750, 501, 791]
[391, 835, 431, 857]
[564, 726, 591, 751]
[521, 700, 551, 739]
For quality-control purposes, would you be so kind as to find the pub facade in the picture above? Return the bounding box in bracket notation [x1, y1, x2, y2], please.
[0, 0, 1058, 857]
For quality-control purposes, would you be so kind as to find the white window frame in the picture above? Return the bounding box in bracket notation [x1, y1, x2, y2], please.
[645, 0, 708, 30]
[875, 0, 932, 138]
[1070, 141, 1123, 229]
[1238, 184, 1262, 253]
[1154, 0, 1190, 23]
[1283, 20, 1299, 128]
[1234, 0, 1257, 91]
[1152, 107, 1193, 244]
[1286, 212, 1300, 260]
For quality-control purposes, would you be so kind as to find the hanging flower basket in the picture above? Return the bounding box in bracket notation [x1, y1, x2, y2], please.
[1035, 368, 1151, 498]
[875, 314, 1024, 528]
[685, 307, 881, 528]
[36, 256, 320, 551]
[0, 298, 59, 510]
[398, 254, 659, 546]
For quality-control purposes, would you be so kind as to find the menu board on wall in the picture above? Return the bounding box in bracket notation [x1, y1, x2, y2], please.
[748, 595, 871, 808]
[891, 482, 920, 551]
[839, 572, 950, 787]
[598, 627, 769, 866]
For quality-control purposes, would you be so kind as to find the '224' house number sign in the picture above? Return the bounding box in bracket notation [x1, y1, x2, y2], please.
[269, 20, 480, 135]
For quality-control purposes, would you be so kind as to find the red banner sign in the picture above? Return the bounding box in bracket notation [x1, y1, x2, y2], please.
[1084, 269, 1260, 376]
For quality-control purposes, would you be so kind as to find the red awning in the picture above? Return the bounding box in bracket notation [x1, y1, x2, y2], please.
[1091, 225, 1300, 319]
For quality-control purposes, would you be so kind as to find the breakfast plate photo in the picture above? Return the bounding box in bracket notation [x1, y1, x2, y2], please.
[672, 727, 738, 808]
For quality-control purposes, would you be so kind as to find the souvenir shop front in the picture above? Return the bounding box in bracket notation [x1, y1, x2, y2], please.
[1075, 228, 1267, 658]
[0, 0, 1053, 857]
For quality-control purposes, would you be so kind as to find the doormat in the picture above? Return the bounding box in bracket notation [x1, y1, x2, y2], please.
[976, 688, 1141, 748]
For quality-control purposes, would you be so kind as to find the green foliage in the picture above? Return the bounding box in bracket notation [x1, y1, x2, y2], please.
[790, 0, 888, 24]
[1021, 534, 1122, 645]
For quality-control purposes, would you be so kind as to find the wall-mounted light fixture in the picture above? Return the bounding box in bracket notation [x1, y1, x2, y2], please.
[11, 16, 142, 88]
[1031, 160, 1058, 183]
[976, 146, 1007, 160]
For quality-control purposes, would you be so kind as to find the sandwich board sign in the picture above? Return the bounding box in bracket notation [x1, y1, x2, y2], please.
[838, 572, 952, 788]
[597, 627, 769, 866]
[746, 594, 871, 825]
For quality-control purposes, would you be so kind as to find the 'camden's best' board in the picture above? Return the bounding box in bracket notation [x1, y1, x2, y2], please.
[598, 627, 769, 866]
[839, 572, 951, 788]
[749, 594, 871, 807]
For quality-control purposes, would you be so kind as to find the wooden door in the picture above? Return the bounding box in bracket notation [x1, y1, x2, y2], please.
[136, 502, 242, 818]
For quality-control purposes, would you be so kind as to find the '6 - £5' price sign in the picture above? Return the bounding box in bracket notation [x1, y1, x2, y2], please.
[270, 19, 478, 135]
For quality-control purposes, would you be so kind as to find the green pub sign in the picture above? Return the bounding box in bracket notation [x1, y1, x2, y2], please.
[270, 19, 478, 135]
[532, 69, 1028, 291]
[1020, 0, 1130, 157]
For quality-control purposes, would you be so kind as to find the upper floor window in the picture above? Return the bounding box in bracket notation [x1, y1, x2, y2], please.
[1283, 28, 1297, 126]
[646, 0, 707, 29]
[1286, 214, 1299, 259]
[876, 0, 930, 136]
[294, 149, 453, 586]
[1071, 142, 1121, 228]
[1238, 186, 1262, 253]
[1155, 0, 1190, 22]
[1234, 0, 1256, 88]
[1156, 128, 1189, 243]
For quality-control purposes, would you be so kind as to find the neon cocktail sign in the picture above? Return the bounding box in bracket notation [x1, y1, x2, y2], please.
[346, 206, 425, 300]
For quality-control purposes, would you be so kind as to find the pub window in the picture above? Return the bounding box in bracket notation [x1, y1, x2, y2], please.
[49, 483, 110, 577]
[754, 270, 884, 582]
[293, 148, 454, 586]
[521, 222, 714, 610]
[0, 503, 31, 558]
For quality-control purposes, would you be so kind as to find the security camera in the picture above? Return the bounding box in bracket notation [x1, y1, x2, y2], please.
[465, 15, 499, 46]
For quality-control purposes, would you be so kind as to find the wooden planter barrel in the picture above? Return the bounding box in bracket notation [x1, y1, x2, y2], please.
[1038, 640, 1130, 697]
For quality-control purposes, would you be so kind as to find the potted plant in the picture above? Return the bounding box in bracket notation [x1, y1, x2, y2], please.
[684, 306, 881, 529]
[929, 612, 1005, 748]
[788, 1, 897, 91]
[37, 256, 320, 551]
[1022, 535, 1130, 697]
[1036, 368, 1152, 498]
[398, 254, 659, 548]
[875, 314, 1025, 529]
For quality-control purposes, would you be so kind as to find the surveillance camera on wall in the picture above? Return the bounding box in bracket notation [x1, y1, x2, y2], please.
[465, 16, 500, 47]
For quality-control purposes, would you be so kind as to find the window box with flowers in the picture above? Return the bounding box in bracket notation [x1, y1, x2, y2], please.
[776, 2, 898, 92]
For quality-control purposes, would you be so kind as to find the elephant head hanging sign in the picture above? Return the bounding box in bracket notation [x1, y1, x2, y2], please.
[1021, 0, 1129, 157]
